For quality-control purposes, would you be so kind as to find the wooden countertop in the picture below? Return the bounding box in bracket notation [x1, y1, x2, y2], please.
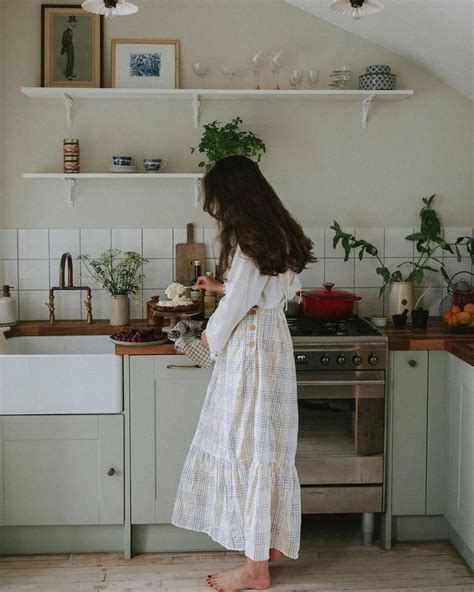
[5, 318, 473, 365]
[383, 318, 473, 365]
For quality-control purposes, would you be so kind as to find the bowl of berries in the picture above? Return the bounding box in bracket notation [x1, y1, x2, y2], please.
[110, 327, 169, 346]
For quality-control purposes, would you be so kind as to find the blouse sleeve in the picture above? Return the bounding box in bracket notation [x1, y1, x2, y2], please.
[204, 247, 268, 360]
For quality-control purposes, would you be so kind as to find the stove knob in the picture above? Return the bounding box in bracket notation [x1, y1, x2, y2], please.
[320, 355, 330, 366]
[336, 355, 346, 366]
[368, 353, 378, 366]
[352, 354, 362, 366]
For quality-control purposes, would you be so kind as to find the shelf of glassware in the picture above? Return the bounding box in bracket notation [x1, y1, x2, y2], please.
[22, 172, 205, 208]
[20, 87, 414, 128]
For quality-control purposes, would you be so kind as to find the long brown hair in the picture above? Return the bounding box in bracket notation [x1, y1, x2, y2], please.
[203, 155, 316, 276]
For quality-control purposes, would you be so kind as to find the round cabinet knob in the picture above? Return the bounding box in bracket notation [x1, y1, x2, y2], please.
[320, 355, 330, 366]
[336, 355, 346, 366]
[107, 468, 116, 477]
[352, 354, 362, 366]
[408, 359, 417, 367]
[368, 354, 378, 366]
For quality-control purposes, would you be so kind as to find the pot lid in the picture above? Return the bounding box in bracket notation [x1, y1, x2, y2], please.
[302, 283, 359, 300]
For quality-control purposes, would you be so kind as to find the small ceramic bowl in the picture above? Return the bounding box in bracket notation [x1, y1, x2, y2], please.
[370, 315, 388, 328]
[143, 158, 166, 173]
[112, 156, 133, 167]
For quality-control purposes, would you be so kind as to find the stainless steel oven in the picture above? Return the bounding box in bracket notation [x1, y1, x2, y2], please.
[293, 341, 387, 545]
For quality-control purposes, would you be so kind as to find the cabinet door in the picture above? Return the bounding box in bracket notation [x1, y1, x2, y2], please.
[130, 355, 213, 524]
[390, 351, 428, 515]
[0, 415, 123, 526]
[447, 354, 474, 552]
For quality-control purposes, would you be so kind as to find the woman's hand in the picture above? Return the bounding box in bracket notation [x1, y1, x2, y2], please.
[201, 331, 209, 349]
[194, 275, 224, 294]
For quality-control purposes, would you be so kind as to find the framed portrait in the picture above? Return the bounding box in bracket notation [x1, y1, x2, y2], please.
[41, 4, 103, 87]
[111, 39, 180, 89]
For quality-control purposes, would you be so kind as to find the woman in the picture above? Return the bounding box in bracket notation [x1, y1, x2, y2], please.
[171, 155, 316, 592]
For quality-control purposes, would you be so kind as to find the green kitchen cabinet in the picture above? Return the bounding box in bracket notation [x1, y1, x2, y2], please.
[0, 415, 124, 526]
[130, 355, 213, 524]
[446, 353, 474, 557]
[389, 350, 429, 515]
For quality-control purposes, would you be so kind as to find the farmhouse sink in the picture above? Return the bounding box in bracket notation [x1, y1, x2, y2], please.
[0, 336, 122, 414]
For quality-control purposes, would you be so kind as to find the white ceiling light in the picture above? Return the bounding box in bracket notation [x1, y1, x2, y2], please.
[82, 0, 138, 19]
[329, 0, 384, 20]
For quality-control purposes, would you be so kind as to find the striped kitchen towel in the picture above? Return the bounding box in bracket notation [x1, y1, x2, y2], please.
[168, 320, 212, 368]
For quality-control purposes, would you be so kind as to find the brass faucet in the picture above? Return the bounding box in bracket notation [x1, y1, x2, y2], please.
[47, 252, 93, 324]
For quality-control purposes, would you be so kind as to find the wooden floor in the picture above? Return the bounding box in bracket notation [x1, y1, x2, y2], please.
[0, 516, 472, 591]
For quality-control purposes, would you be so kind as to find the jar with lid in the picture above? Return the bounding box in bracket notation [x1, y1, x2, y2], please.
[146, 295, 163, 329]
[204, 272, 217, 319]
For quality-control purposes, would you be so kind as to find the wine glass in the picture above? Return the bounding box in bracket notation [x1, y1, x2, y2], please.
[307, 69, 319, 88]
[289, 69, 304, 90]
[270, 49, 284, 90]
[248, 49, 265, 90]
[191, 63, 210, 78]
[219, 65, 237, 80]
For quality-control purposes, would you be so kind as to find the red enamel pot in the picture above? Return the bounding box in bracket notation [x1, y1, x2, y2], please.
[298, 283, 361, 319]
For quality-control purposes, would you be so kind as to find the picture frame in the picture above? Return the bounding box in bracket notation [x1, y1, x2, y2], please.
[41, 4, 103, 88]
[111, 39, 180, 89]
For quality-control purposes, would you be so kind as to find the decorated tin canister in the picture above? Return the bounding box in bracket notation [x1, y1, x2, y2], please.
[63, 139, 80, 173]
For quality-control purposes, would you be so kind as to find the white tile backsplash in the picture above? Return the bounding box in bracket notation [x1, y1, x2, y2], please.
[80, 229, 112, 258]
[18, 229, 49, 259]
[52, 290, 82, 320]
[18, 260, 49, 290]
[143, 229, 173, 258]
[325, 258, 354, 287]
[112, 229, 142, 254]
[384, 228, 414, 258]
[49, 229, 80, 260]
[355, 288, 384, 317]
[0, 229, 18, 259]
[143, 259, 173, 289]
[19, 291, 49, 321]
[6, 226, 471, 321]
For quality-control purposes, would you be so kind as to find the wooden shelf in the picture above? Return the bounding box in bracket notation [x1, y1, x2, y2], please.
[21, 87, 414, 128]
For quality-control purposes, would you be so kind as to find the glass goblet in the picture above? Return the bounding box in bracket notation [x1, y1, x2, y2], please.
[219, 65, 237, 80]
[248, 49, 265, 90]
[191, 63, 210, 78]
[270, 49, 284, 90]
[289, 69, 304, 90]
[307, 69, 319, 88]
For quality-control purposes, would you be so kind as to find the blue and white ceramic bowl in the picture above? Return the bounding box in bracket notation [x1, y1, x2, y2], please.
[143, 158, 165, 173]
[365, 64, 391, 75]
[112, 156, 133, 167]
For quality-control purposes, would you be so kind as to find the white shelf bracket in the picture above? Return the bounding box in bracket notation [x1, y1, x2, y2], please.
[64, 93, 74, 128]
[194, 178, 202, 207]
[64, 178, 76, 207]
[361, 94, 375, 129]
[192, 94, 201, 128]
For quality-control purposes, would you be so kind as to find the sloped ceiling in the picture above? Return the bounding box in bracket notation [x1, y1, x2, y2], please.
[286, 0, 473, 99]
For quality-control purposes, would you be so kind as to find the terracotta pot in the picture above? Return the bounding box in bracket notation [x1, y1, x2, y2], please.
[110, 295, 130, 326]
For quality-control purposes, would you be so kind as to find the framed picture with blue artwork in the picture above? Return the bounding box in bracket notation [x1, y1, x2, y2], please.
[111, 39, 180, 89]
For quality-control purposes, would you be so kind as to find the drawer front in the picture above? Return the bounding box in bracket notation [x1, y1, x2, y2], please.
[301, 486, 383, 514]
[154, 355, 214, 380]
[296, 455, 383, 485]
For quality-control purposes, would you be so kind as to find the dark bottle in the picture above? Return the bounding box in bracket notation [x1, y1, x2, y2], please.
[191, 260, 204, 320]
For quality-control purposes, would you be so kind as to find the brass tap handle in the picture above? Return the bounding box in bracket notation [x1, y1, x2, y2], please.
[46, 292, 56, 324]
[84, 290, 93, 324]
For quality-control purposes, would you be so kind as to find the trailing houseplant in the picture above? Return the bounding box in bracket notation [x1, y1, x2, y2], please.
[331, 195, 473, 315]
[79, 249, 148, 326]
[191, 116, 266, 170]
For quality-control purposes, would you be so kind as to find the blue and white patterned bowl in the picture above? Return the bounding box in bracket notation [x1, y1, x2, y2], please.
[112, 156, 133, 167]
[359, 73, 397, 90]
[365, 64, 391, 75]
[143, 158, 165, 173]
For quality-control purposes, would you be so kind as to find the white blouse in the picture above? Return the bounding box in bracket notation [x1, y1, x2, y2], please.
[204, 246, 302, 360]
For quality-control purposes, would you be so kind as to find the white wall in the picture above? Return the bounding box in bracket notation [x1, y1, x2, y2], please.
[0, 0, 472, 229]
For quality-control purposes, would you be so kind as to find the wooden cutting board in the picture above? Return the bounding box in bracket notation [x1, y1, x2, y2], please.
[175, 223, 206, 284]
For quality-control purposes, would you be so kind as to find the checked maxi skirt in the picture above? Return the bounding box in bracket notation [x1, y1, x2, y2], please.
[171, 305, 301, 561]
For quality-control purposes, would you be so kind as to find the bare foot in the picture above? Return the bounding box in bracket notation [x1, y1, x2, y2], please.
[268, 547, 282, 562]
[207, 559, 270, 591]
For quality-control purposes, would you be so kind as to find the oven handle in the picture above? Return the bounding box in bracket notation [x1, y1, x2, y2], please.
[297, 379, 385, 386]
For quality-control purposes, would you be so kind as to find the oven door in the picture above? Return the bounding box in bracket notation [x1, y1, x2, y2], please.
[295, 370, 385, 488]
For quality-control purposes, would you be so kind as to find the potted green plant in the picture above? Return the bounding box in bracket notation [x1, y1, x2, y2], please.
[331, 195, 473, 319]
[191, 116, 266, 170]
[79, 249, 147, 326]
